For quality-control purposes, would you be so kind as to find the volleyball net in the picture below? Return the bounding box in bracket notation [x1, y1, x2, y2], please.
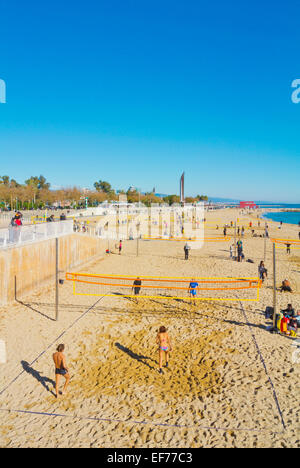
[271, 238, 300, 250]
[65, 273, 262, 302]
[141, 236, 231, 242]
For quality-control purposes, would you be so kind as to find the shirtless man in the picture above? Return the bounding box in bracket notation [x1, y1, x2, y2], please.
[156, 326, 172, 374]
[188, 278, 199, 306]
[53, 344, 70, 398]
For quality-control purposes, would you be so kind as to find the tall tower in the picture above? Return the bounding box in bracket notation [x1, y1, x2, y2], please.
[180, 172, 185, 203]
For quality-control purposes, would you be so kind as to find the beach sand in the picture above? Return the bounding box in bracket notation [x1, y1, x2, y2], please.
[0, 208, 299, 447]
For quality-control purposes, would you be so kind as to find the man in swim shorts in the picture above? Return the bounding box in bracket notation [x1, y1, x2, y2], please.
[188, 278, 199, 305]
[53, 344, 70, 398]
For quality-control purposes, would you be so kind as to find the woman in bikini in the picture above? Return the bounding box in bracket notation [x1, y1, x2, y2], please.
[53, 344, 70, 398]
[156, 326, 172, 374]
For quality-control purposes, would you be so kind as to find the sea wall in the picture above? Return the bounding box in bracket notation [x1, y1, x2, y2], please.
[0, 234, 106, 305]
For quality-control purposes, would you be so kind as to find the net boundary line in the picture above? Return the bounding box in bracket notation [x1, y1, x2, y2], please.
[237, 298, 286, 432]
[0, 406, 285, 435]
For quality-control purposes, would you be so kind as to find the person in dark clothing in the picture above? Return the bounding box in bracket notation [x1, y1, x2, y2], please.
[184, 243, 190, 260]
[132, 277, 142, 295]
[258, 261, 268, 282]
[132, 277, 142, 303]
[280, 280, 292, 293]
[282, 304, 295, 318]
[237, 240, 243, 262]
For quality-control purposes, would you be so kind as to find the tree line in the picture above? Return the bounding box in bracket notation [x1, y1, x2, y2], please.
[0, 175, 208, 210]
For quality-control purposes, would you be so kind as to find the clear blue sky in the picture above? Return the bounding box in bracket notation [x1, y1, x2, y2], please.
[0, 0, 299, 202]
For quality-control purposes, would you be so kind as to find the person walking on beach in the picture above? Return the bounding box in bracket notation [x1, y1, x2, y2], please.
[188, 278, 199, 305]
[156, 326, 172, 374]
[237, 240, 243, 262]
[118, 240, 122, 255]
[286, 243, 291, 255]
[184, 242, 190, 260]
[258, 261, 268, 282]
[265, 227, 269, 238]
[53, 344, 70, 398]
[132, 277, 142, 302]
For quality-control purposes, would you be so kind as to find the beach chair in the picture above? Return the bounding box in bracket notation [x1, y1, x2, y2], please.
[276, 312, 284, 333]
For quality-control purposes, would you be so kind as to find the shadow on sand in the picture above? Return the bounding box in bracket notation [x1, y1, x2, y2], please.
[115, 343, 156, 370]
[21, 360, 56, 397]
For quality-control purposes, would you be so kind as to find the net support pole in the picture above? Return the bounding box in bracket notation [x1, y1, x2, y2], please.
[272, 242, 277, 331]
[136, 225, 140, 257]
[55, 237, 59, 321]
[234, 221, 237, 260]
[264, 233, 267, 262]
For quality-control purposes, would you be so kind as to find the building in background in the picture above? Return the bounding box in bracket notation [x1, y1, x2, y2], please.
[239, 201, 258, 209]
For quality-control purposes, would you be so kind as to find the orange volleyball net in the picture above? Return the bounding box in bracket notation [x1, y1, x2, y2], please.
[271, 238, 300, 250]
[141, 236, 231, 242]
[65, 272, 262, 302]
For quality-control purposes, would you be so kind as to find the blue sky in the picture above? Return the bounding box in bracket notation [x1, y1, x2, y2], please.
[0, 0, 299, 202]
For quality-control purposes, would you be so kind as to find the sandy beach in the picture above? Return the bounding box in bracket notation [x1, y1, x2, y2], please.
[0, 208, 299, 448]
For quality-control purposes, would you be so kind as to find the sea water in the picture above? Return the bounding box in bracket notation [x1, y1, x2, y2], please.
[261, 208, 300, 226]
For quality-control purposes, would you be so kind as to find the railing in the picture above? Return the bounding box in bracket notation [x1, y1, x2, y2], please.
[0, 220, 74, 249]
[0, 213, 33, 225]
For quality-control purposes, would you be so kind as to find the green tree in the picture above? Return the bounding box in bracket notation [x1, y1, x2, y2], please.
[196, 195, 208, 201]
[38, 175, 50, 190]
[25, 175, 50, 190]
[94, 180, 112, 193]
[163, 195, 180, 206]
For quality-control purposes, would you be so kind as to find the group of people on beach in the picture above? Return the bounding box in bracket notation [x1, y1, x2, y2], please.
[258, 260, 292, 293]
[53, 215, 299, 397]
[53, 327, 172, 396]
[131, 276, 200, 306]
